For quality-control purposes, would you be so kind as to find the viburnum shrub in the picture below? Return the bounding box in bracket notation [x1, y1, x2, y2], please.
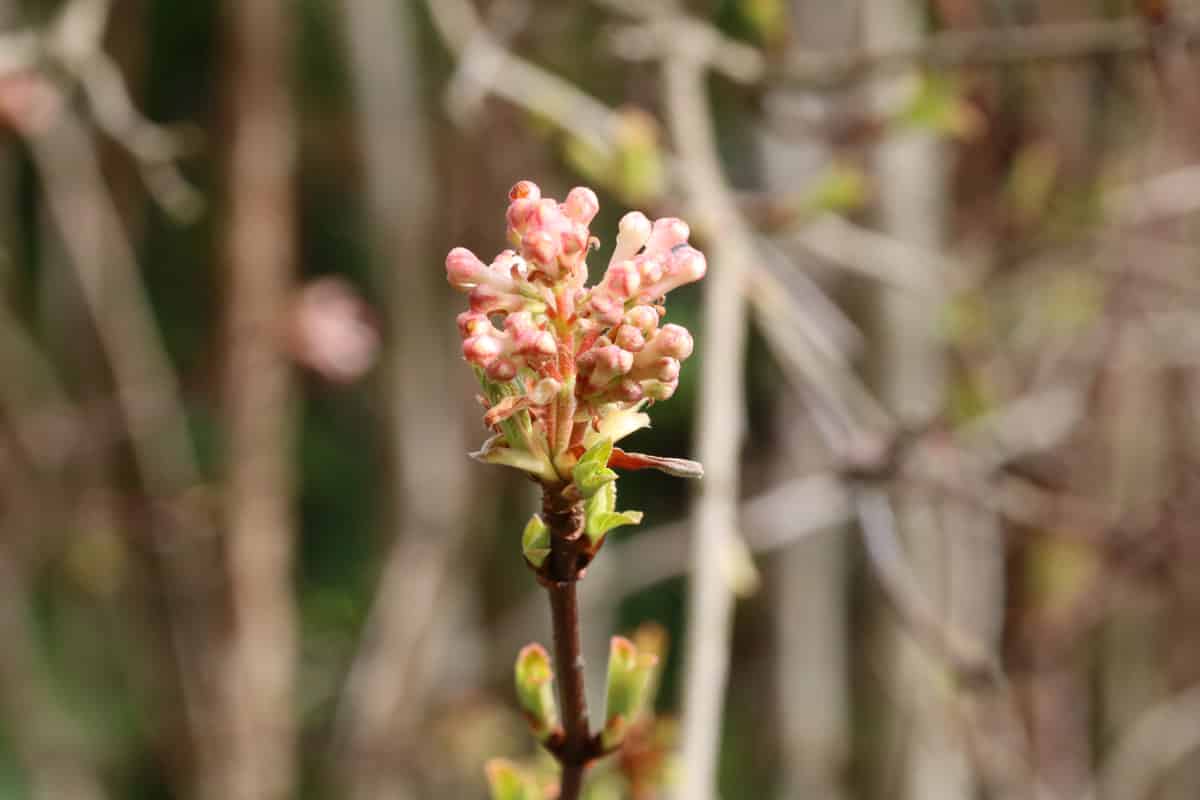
[446, 181, 705, 800]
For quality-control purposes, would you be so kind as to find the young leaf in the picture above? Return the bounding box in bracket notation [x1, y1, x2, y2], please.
[587, 510, 644, 545]
[573, 437, 617, 498]
[583, 481, 643, 545]
[485, 759, 542, 800]
[514, 644, 560, 742]
[602, 636, 659, 749]
[521, 515, 550, 568]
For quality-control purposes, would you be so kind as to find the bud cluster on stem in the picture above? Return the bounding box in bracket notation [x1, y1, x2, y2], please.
[447, 180, 705, 483]
[452, 182, 703, 800]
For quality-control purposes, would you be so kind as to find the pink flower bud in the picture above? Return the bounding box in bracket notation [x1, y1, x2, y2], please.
[446, 247, 489, 289]
[510, 180, 541, 202]
[457, 310, 495, 339]
[505, 312, 558, 361]
[469, 285, 526, 315]
[636, 255, 665, 288]
[579, 344, 633, 391]
[523, 230, 559, 270]
[563, 187, 599, 225]
[586, 293, 625, 327]
[486, 358, 518, 381]
[560, 222, 591, 259]
[604, 260, 642, 299]
[637, 246, 706, 301]
[613, 324, 646, 353]
[612, 212, 652, 265]
[585, 260, 643, 325]
[635, 324, 693, 370]
[644, 217, 690, 255]
[652, 356, 681, 382]
[464, 334, 503, 367]
[618, 378, 645, 402]
[506, 181, 542, 234]
[624, 305, 660, 337]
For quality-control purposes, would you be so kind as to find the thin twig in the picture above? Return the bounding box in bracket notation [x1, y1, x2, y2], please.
[331, 1, 473, 797]
[28, 108, 226, 788]
[855, 486, 1056, 800]
[1086, 682, 1200, 800]
[219, 1, 300, 798]
[776, 17, 1196, 87]
[656, 26, 752, 800]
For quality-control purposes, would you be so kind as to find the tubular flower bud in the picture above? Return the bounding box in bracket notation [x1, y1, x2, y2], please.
[611, 211, 652, 264]
[624, 306, 661, 344]
[446, 180, 704, 481]
[635, 323, 694, 367]
[563, 186, 600, 225]
[636, 245, 707, 302]
[644, 217, 690, 255]
[458, 311, 556, 382]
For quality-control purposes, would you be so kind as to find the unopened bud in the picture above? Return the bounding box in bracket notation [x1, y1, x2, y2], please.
[514, 643, 560, 742]
[564, 186, 600, 225]
[485, 358, 518, 382]
[638, 246, 706, 301]
[613, 324, 646, 353]
[644, 217, 690, 255]
[624, 305, 660, 336]
[611, 211, 652, 264]
[636, 324, 693, 368]
[602, 636, 659, 749]
[485, 759, 542, 800]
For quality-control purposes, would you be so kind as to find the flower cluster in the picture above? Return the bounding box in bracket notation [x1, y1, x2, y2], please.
[446, 181, 705, 482]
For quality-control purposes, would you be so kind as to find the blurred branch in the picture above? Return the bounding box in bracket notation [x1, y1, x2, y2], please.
[595, 2, 1200, 87]
[855, 486, 1055, 800]
[775, 18, 1182, 87]
[0, 0, 200, 219]
[424, 0, 619, 155]
[0, 553, 108, 800]
[784, 213, 959, 295]
[27, 109, 225, 798]
[332, 1, 470, 797]
[1090, 683, 1200, 800]
[644, 17, 759, 797]
[218, 0, 299, 798]
[1106, 164, 1200, 226]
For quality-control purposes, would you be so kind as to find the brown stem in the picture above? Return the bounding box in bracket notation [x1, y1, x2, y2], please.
[542, 487, 592, 800]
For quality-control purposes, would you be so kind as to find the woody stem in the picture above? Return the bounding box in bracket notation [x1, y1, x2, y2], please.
[542, 487, 591, 800]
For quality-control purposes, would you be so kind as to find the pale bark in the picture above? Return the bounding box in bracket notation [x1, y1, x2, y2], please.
[865, 2, 1001, 799]
[763, 4, 854, 798]
[333, 1, 471, 797]
[666, 42, 750, 800]
[219, 1, 299, 798]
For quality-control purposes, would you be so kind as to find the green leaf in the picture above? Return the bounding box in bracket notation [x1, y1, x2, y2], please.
[514, 644, 559, 742]
[485, 759, 542, 800]
[583, 480, 642, 545]
[521, 515, 550, 568]
[573, 438, 617, 498]
[602, 637, 658, 749]
[587, 510, 643, 545]
[470, 434, 556, 482]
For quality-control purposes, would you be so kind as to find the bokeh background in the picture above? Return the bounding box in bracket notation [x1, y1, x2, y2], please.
[0, 0, 1198, 798]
